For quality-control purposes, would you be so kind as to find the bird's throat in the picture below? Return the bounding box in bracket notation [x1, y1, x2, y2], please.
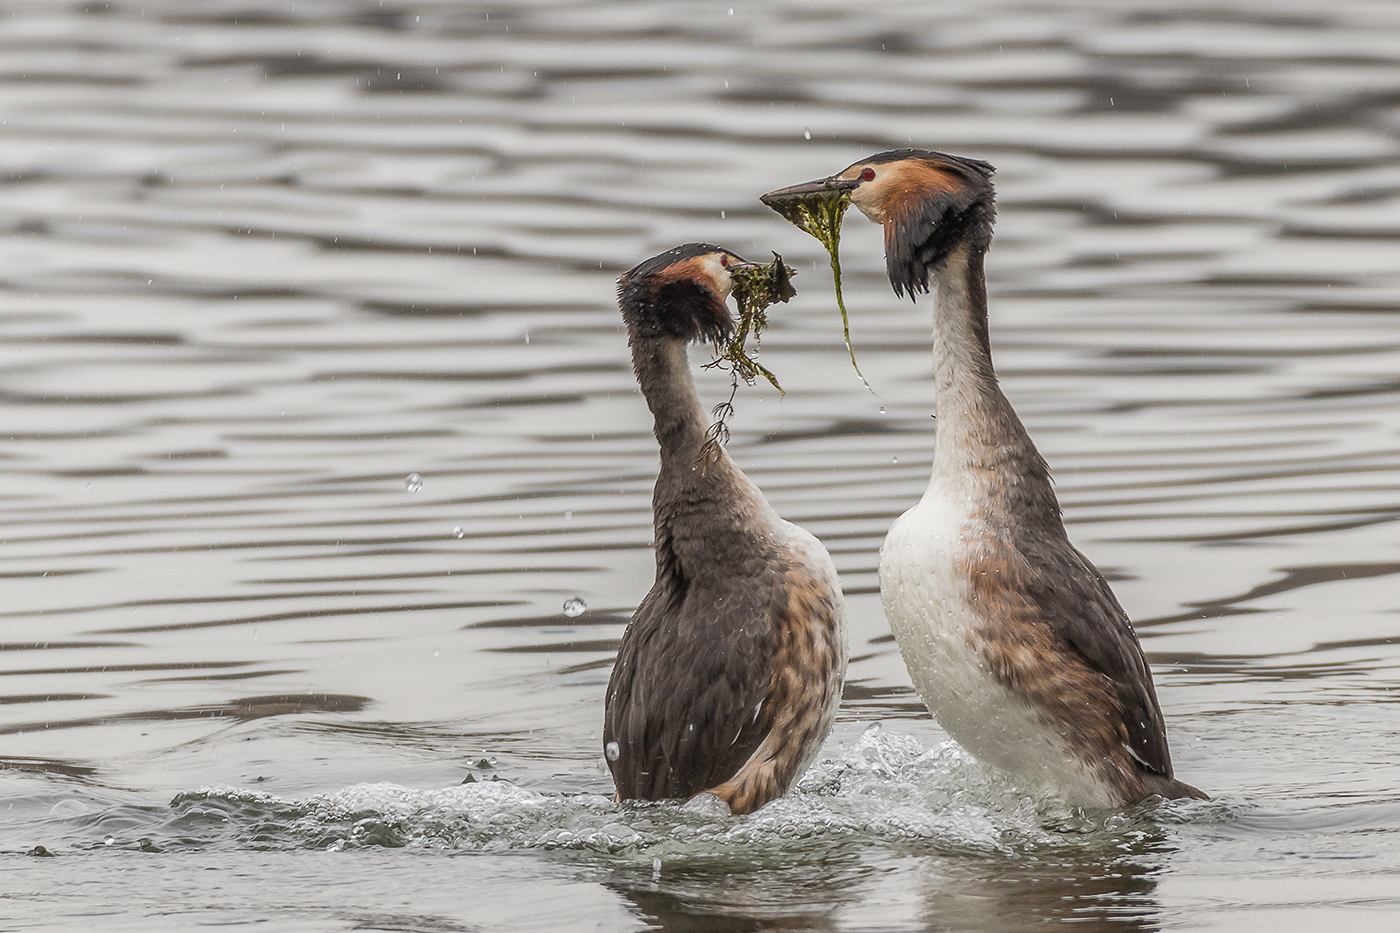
[630, 336, 711, 461]
[928, 246, 1052, 508]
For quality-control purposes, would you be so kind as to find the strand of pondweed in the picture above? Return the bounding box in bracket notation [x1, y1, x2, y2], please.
[760, 189, 871, 392]
[824, 218, 871, 393]
[699, 253, 796, 465]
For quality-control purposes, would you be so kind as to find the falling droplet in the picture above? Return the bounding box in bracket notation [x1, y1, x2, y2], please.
[432, 648, 440, 657]
[605, 741, 620, 761]
[727, 6, 734, 15]
[803, 127, 812, 140]
[405, 473, 423, 493]
[878, 406, 887, 414]
[892, 456, 899, 464]
[652, 856, 662, 879]
[452, 526, 465, 538]
[563, 596, 587, 618]
[103, 835, 115, 846]
[563, 510, 572, 521]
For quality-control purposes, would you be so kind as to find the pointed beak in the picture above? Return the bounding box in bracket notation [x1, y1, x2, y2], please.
[727, 252, 797, 304]
[760, 175, 857, 207]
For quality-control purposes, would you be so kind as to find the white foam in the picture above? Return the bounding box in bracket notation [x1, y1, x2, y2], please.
[179, 724, 1195, 858]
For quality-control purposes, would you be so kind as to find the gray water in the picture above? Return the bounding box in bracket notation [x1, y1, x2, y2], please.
[1, 0, 1398, 929]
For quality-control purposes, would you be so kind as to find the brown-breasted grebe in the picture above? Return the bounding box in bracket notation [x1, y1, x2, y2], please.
[762, 152, 1205, 807]
[603, 243, 848, 814]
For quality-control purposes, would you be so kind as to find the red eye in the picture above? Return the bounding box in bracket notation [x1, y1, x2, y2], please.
[720, 255, 729, 267]
[861, 167, 876, 181]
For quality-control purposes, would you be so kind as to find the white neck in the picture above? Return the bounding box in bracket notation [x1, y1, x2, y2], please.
[926, 245, 1058, 519]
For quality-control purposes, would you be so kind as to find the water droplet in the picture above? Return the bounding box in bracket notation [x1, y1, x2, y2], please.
[103, 835, 115, 846]
[563, 510, 572, 521]
[563, 597, 587, 618]
[878, 406, 887, 415]
[452, 526, 465, 538]
[404, 473, 423, 493]
[803, 126, 812, 140]
[652, 856, 662, 879]
[432, 648, 440, 657]
[604, 741, 620, 761]
[892, 456, 899, 464]
[727, 6, 734, 15]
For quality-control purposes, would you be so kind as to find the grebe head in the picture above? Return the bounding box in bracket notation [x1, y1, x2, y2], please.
[617, 243, 759, 343]
[762, 149, 996, 297]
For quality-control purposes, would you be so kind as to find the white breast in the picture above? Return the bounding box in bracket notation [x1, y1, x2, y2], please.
[878, 483, 1117, 807]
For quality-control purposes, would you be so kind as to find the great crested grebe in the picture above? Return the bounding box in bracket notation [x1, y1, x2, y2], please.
[762, 152, 1205, 807]
[603, 243, 848, 814]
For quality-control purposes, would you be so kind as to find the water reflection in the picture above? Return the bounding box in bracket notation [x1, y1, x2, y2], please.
[919, 848, 1165, 932]
[608, 832, 1168, 933]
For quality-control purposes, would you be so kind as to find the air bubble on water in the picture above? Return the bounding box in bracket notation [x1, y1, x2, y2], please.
[563, 597, 587, 618]
[405, 473, 423, 493]
[681, 792, 731, 818]
[605, 741, 620, 761]
[48, 799, 88, 818]
[803, 127, 812, 140]
[103, 834, 116, 846]
[452, 526, 465, 538]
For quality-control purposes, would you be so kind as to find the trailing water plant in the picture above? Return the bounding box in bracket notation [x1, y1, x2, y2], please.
[759, 186, 869, 390]
[700, 252, 796, 461]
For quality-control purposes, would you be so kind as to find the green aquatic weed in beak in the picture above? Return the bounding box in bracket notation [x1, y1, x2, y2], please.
[759, 186, 868, 389]
[714, 252, 797, 395]
[699, 252, 797, 464]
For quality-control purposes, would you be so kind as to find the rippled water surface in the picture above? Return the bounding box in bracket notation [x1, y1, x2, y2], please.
[2, 1, 1399, 929]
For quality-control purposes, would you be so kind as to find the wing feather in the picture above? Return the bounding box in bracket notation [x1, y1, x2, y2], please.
[1016, 531, 1174, 777]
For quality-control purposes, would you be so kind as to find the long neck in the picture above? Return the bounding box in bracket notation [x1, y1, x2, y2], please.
[929, 245, 1060, 522]
[630, 335, 710, 461]
[629, 334, 776, 585]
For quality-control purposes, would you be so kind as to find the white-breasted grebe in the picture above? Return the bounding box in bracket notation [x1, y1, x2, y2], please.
[603, 244, 848, 814]
[762, 153, 1205, 807]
